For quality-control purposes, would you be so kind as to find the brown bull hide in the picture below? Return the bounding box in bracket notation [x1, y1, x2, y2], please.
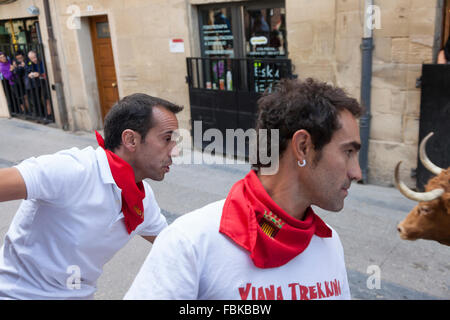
[397, 168, 450, 246]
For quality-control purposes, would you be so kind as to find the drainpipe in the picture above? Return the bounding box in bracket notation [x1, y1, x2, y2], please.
[43, 0, 69, 130]
[359, 0, 374, 184]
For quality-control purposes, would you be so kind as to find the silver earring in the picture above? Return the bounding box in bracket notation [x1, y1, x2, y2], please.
[298, 159, 306, 167]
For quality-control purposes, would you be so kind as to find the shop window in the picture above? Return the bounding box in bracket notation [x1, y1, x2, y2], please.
[200, 8, 234, 58]
[195, 1, 288, 93]
[244, 7, 286, 57]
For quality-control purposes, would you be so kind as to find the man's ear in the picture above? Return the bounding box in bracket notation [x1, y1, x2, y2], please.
[121, 129, 139, 152]
[291, 129, 312, 161]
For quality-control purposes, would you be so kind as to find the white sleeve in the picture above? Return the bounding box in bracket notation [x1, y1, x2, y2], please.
[14, 151, 86, 203]
[137, 182, 168, 236]
[124, 223, 199, 300]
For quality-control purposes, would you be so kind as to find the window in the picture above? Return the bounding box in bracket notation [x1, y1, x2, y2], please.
[200, 8, 234, 57]
[96, 22, 110, 39]
[244, 7, 286, 57]
[194, 1, 288, 93]
[198, 1, 286, 59]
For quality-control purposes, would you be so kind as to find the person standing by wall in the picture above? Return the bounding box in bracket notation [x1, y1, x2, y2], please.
[25, 50, 52, 119]
[12, 50, 29, 114]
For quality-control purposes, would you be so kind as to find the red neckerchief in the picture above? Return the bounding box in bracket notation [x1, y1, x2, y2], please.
[219, 170, 332, 268]
[95, 131, 145, 234]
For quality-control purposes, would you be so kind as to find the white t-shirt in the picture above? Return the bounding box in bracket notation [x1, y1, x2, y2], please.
[125, 199, 350, 300]
[0, 146, 167, 299]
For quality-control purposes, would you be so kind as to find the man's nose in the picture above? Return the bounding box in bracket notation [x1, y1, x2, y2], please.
[350, 160, 363, 182]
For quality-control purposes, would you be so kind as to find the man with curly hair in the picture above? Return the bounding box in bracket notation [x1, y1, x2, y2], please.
[125, 78, 363, 300]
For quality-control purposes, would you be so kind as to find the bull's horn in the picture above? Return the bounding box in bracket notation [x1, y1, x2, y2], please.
[394, 161, 444, 202]
[419, 132, 443, 175]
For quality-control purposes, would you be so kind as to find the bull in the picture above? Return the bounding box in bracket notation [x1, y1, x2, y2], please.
[394, 132, 450, 246]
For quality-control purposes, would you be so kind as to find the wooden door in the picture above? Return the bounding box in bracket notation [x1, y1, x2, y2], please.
[90, 15, 119, 119]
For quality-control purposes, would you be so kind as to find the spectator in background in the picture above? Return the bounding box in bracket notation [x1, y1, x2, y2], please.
[249, 10, 271, 54]
[251, 10, 270, 36]
[12, 50, 29, 114]
[25, 50, 52, 120]
[437, 37, 450, 64]
[0, 52, 22, 113]
[0, 52, 15, 85]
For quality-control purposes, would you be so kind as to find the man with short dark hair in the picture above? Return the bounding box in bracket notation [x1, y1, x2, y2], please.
[25, 50, 53, 119]
[12, 50, 29, 114]
[125, 78, 362, 300]
[0, 93, 183, 299]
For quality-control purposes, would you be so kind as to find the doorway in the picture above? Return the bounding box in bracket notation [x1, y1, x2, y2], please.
[0, 18, 54, 123]
[89, 15, 118, 119]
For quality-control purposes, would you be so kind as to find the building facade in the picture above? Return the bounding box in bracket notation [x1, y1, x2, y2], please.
[0, 0, 448, 187]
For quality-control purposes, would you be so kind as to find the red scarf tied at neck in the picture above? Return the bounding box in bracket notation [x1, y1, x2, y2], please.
[95, 131, 145, 234]
[220, 170, 332, 268]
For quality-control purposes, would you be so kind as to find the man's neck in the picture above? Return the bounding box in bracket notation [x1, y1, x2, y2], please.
[111, 147, 142, 183]
[257, 168, 310, 221]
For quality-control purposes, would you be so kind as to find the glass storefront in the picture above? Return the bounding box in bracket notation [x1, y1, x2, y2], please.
[200, 8, 234, 58]
[244, 7, 286, 57]
[199, 7, 235, 90]
[196, 1, 287, 93]
[187, 1, 291, 158]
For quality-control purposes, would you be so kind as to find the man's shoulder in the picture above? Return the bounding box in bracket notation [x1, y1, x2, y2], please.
[325, 224, 342, 243]
[17, 146, 97, 174]
[175, 199, 225, 225]
[55, 146, 100, 175]
[53, 146, 97, 163]
[167, 199, 226, 238]
[310, 222, 345, 257]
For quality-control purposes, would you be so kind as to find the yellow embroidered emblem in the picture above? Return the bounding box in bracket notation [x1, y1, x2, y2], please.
[134, 206, 143, 217]
[259, 210, 285, 238]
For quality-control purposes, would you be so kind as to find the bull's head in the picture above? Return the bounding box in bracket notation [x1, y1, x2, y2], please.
[394, 132, 450, 246]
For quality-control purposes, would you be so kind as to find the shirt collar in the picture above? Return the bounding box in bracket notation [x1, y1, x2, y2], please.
[95, 147, 116, 185]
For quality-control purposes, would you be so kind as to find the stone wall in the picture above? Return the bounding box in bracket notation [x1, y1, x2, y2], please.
[369, 0, 437, 186]
[50, 0, 192, 132]
[286, 0, 438, 186]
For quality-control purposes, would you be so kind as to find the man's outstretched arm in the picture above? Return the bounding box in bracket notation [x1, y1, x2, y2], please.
[0, 168, 27, 202]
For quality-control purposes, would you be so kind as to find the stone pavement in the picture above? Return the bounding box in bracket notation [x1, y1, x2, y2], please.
[0, 117, 448, 299]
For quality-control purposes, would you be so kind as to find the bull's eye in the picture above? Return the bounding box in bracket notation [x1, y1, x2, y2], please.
[419, 206, 431, 215]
